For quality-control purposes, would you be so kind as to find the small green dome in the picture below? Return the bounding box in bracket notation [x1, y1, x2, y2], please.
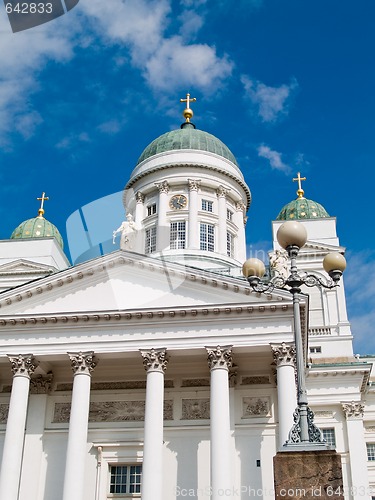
[136, 124, 238, 166]
[11, 215, 64, 249]
[276, 197, 330, 221]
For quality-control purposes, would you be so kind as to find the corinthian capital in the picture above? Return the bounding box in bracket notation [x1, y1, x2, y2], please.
[8, 354, 39, 377]
[342, 401, 364, 419]
[140, 348, 169, 373]
[235, 200, 246, 212]
[216, 185, 230, 199]
[206, 345, 233, 371]
[155, 180, 170, 194]
[271, 343, 296, 368]
[188, 179, 201, 191]
[68, 351, 98, 375]
[136, 192, 145, 204]
[30, 373, 54, 394]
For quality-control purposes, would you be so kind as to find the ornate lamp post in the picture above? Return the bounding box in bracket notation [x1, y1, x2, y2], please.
[242, 221, 346, 449]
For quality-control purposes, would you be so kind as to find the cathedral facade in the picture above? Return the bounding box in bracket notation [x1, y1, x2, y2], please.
[0, 101, 373, 500]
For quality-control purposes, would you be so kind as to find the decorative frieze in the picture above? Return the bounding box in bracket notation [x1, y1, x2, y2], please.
[241, 376, 270, 385]
[52, 400, 173, 423]
[182, 399, 210, 420]
[342, 401, 365, 419]
[68, 351, 98, 375]
[181, 378, 210, 388]
[242, 397, 270, 418]
[30, 373, 54, 394]
[188, 179, 201, 191]
[55, 379, 174, 391]
[140, 348, 169, 374]
[8, 354, 39, 377]
[0, 403, 9, 424]
[155, 180, 170, 194]
[314, 410, 334, 419]
[206, 345, 233, 371]
[271, 343, 296, 368]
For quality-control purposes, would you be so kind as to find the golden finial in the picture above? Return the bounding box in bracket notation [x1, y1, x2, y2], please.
[180, 92, 197, 122]
[293, 172, 306, 199]
[36, 192, 49, 218]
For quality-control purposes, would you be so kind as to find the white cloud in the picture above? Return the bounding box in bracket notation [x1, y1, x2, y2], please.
[257, 144, 290, 173]
[241, 75, 298, 122]
[80, 0, 232, 92]
[0, 10, 76, 145]
[0, 0, 234, 144]
[145, 37, 233, 91]
[344, 250, 375, 354]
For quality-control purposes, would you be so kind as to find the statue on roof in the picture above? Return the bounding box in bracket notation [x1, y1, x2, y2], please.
[113, 213, 138, 251]
[269, 249, 289, 280]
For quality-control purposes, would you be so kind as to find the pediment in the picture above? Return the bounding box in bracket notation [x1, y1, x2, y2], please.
[0, 250, 291, 316]
[0, 259, 56, 276]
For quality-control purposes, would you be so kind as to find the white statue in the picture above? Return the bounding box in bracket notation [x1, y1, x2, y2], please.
[113, 213, 137, 250]
[269, 249, 289, 280]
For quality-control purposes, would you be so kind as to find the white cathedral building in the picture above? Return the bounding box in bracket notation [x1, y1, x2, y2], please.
[0, 99, 374, 500]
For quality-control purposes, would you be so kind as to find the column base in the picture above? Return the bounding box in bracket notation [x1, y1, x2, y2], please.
[273, 450, 344, 499]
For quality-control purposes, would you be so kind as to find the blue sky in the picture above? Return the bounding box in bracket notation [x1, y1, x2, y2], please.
[0, 0, 374, 353]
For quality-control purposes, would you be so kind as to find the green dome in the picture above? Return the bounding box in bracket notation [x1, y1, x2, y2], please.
[276, 197, 330, 221]
[11, 215, 64, 249]
[136, 125, 238, 166]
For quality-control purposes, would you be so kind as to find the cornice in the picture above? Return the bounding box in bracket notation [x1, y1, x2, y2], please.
[0, 251, 293, 312]
[308, 362, 371, 393]
[0, 301, 293, 329]
[124, 162, 252, 209]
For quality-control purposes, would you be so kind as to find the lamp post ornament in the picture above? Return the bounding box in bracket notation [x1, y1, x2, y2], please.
[243, 220, 346, 449]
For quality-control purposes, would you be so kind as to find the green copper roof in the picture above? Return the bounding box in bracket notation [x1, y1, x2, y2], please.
[11, 216, 64, 249]
[276, 197, 330, 221]
[136, 125, 239, 166]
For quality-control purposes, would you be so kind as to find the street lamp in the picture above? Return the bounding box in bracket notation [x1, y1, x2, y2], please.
[242, 221, 346, 448]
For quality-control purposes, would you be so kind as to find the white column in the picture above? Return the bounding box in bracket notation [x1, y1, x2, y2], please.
[135, 191, 145, 225]
[140, 348, 169, 500]
[216, 186, 229, 256]
[0, 354, 38, 500]
[62, 351, 98, 500]
[188, 179, 200, 249]
[235, 200, 247, 263]
[206, 345, 233, 500]
[19, 374, 53, 500]
[155, 181, 169, 252]
[271, 343, 297, 448]
[342, 402, 370, 499]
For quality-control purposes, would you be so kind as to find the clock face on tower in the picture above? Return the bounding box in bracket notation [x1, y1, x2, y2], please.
[169, 194, 188, 210]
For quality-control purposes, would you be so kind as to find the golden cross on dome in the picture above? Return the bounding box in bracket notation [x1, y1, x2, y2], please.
[293, 172, 306, 198]
[37, 192, 49, 217]
[180, 93, 197, 122]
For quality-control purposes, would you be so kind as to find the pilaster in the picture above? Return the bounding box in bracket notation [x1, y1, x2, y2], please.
[342, 401, 370, 499]
[188, 179, 201, 249]
[216, 186, 229, 255]
[155, 181, 170, 252]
